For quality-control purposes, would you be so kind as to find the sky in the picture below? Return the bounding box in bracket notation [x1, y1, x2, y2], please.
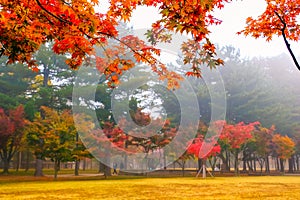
[126, 0, 300, 59]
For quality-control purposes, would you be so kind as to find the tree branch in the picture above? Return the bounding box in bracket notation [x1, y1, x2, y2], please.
[36, 0, 70, 24]
[274, 11, 300, 71]
[35, 0, 167, 75]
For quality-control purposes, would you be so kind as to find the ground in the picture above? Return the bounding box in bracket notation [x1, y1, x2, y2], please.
[0, 173, 299, 199]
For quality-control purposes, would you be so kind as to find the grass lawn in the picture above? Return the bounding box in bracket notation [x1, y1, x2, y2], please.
[0, 175, 299, 199]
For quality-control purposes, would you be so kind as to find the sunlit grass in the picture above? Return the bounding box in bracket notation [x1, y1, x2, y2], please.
[0, 176, 299, 199]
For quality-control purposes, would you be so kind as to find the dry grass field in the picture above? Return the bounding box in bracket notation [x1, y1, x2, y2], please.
[0, 175, 300, 199]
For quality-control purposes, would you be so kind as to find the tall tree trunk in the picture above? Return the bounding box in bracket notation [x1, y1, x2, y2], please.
[227, 151, 231, 172]
[197, 158, 202, 172]
[99, 161, 105, 173]
[15, 151, 21, 172]
[74, 160, 80, 176]
[34, 158, 44, 176]
[181, 160, 186, 177]
[2, 158, 10, 174]
[104, 164, 111, 178]
[234, 149, 239, 176]
[124, 154, 128, 170]
[82, 158, 86, 171]
[265, 156, 270, 174]
[218, 152, 230, 172]
[98, 161, 111, 178]
[202, 160, 207, 178]
[276, 157, 280, 171]
[242, 151, 247, 172]
[54, 159, 59, 179]
[247, 160, 253, 172]
[25, 149, 30, 172]
[296, 155, 300, 171]
[288, 157, 294, 173]
[280, 158, 285, 173]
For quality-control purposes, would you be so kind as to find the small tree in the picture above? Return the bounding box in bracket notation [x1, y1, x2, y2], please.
[219, 121, 260, 175]
[271, 134, 295, 173]
[0, 105, 26, 174]
[26, 106, 77, 178]
[187, 135, 221, 178]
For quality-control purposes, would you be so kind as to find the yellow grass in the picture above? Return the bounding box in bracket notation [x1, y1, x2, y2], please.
[0, 176, 299, 199]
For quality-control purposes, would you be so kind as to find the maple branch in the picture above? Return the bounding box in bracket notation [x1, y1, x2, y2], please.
[274, 11, 300, 71]
[36, 0, 70, 24]
[36, 0, 169, 77]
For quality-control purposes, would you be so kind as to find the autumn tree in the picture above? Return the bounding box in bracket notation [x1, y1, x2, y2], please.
[25, 43, 75, 176]
[271, 133, 295, 173]
[1, 0, 300, 81]
[218, 120, 260, 175]
[187, 134, 221, 178]
[251, 125, 275, 173]
[0, 0, 230, 89]
[0, 105, 26, 174]
[26, 106, 77, 178]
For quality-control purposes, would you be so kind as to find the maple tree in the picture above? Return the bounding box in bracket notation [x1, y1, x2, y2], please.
[26, 106, 78, 178]
[183, 121, 220, 177]
[271, 133, 295, 172]
[239, 0, 300, 70]
[218, 120, 260, 174]
[0, 0, 229, 89]
[0, 105, 26, 174]
[251, 125, 275, 173]
[187, 135, 221, 172]
[1, 0, 300, 84]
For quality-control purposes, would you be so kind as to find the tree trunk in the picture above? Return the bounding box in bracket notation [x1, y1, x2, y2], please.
[25, 149, 30, 172]
[288, 157, 294, 173]
[242, 151, 247, 172]
[276, 157, 280, 171]
[242, 159, 247, 172]
[83, 158, 86, 171]
[98, 161, 111, 178]
[15, 151, 21, 172]
[124, 154, 128, 170]
[163, 151, 166, 170]
[227, 151, 231, 172]
[34, 158, 44, 176]
[234, 149, 239, 176]
[197, 158, 202, 172]
[181, 160, 186, 177]
[247, 160, 253, 172]
[218, 152, 230, 172]
[99, 161, 105, 173]
[280, 158, 285, 173]
[104, 164, 111, 178]
[296, 155, 299, 171]
[2, 158, 10, 174]
[54, 160, 59, 179]
[202, 159, 207, 179]
[74, 160, 80, 176]
[265, 156, 270, 174]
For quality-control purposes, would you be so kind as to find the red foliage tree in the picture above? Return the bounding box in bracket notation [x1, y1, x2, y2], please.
[1, 0, 300, 81]
[0, 105, 26, 174]
[218, 120, 260, 174]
